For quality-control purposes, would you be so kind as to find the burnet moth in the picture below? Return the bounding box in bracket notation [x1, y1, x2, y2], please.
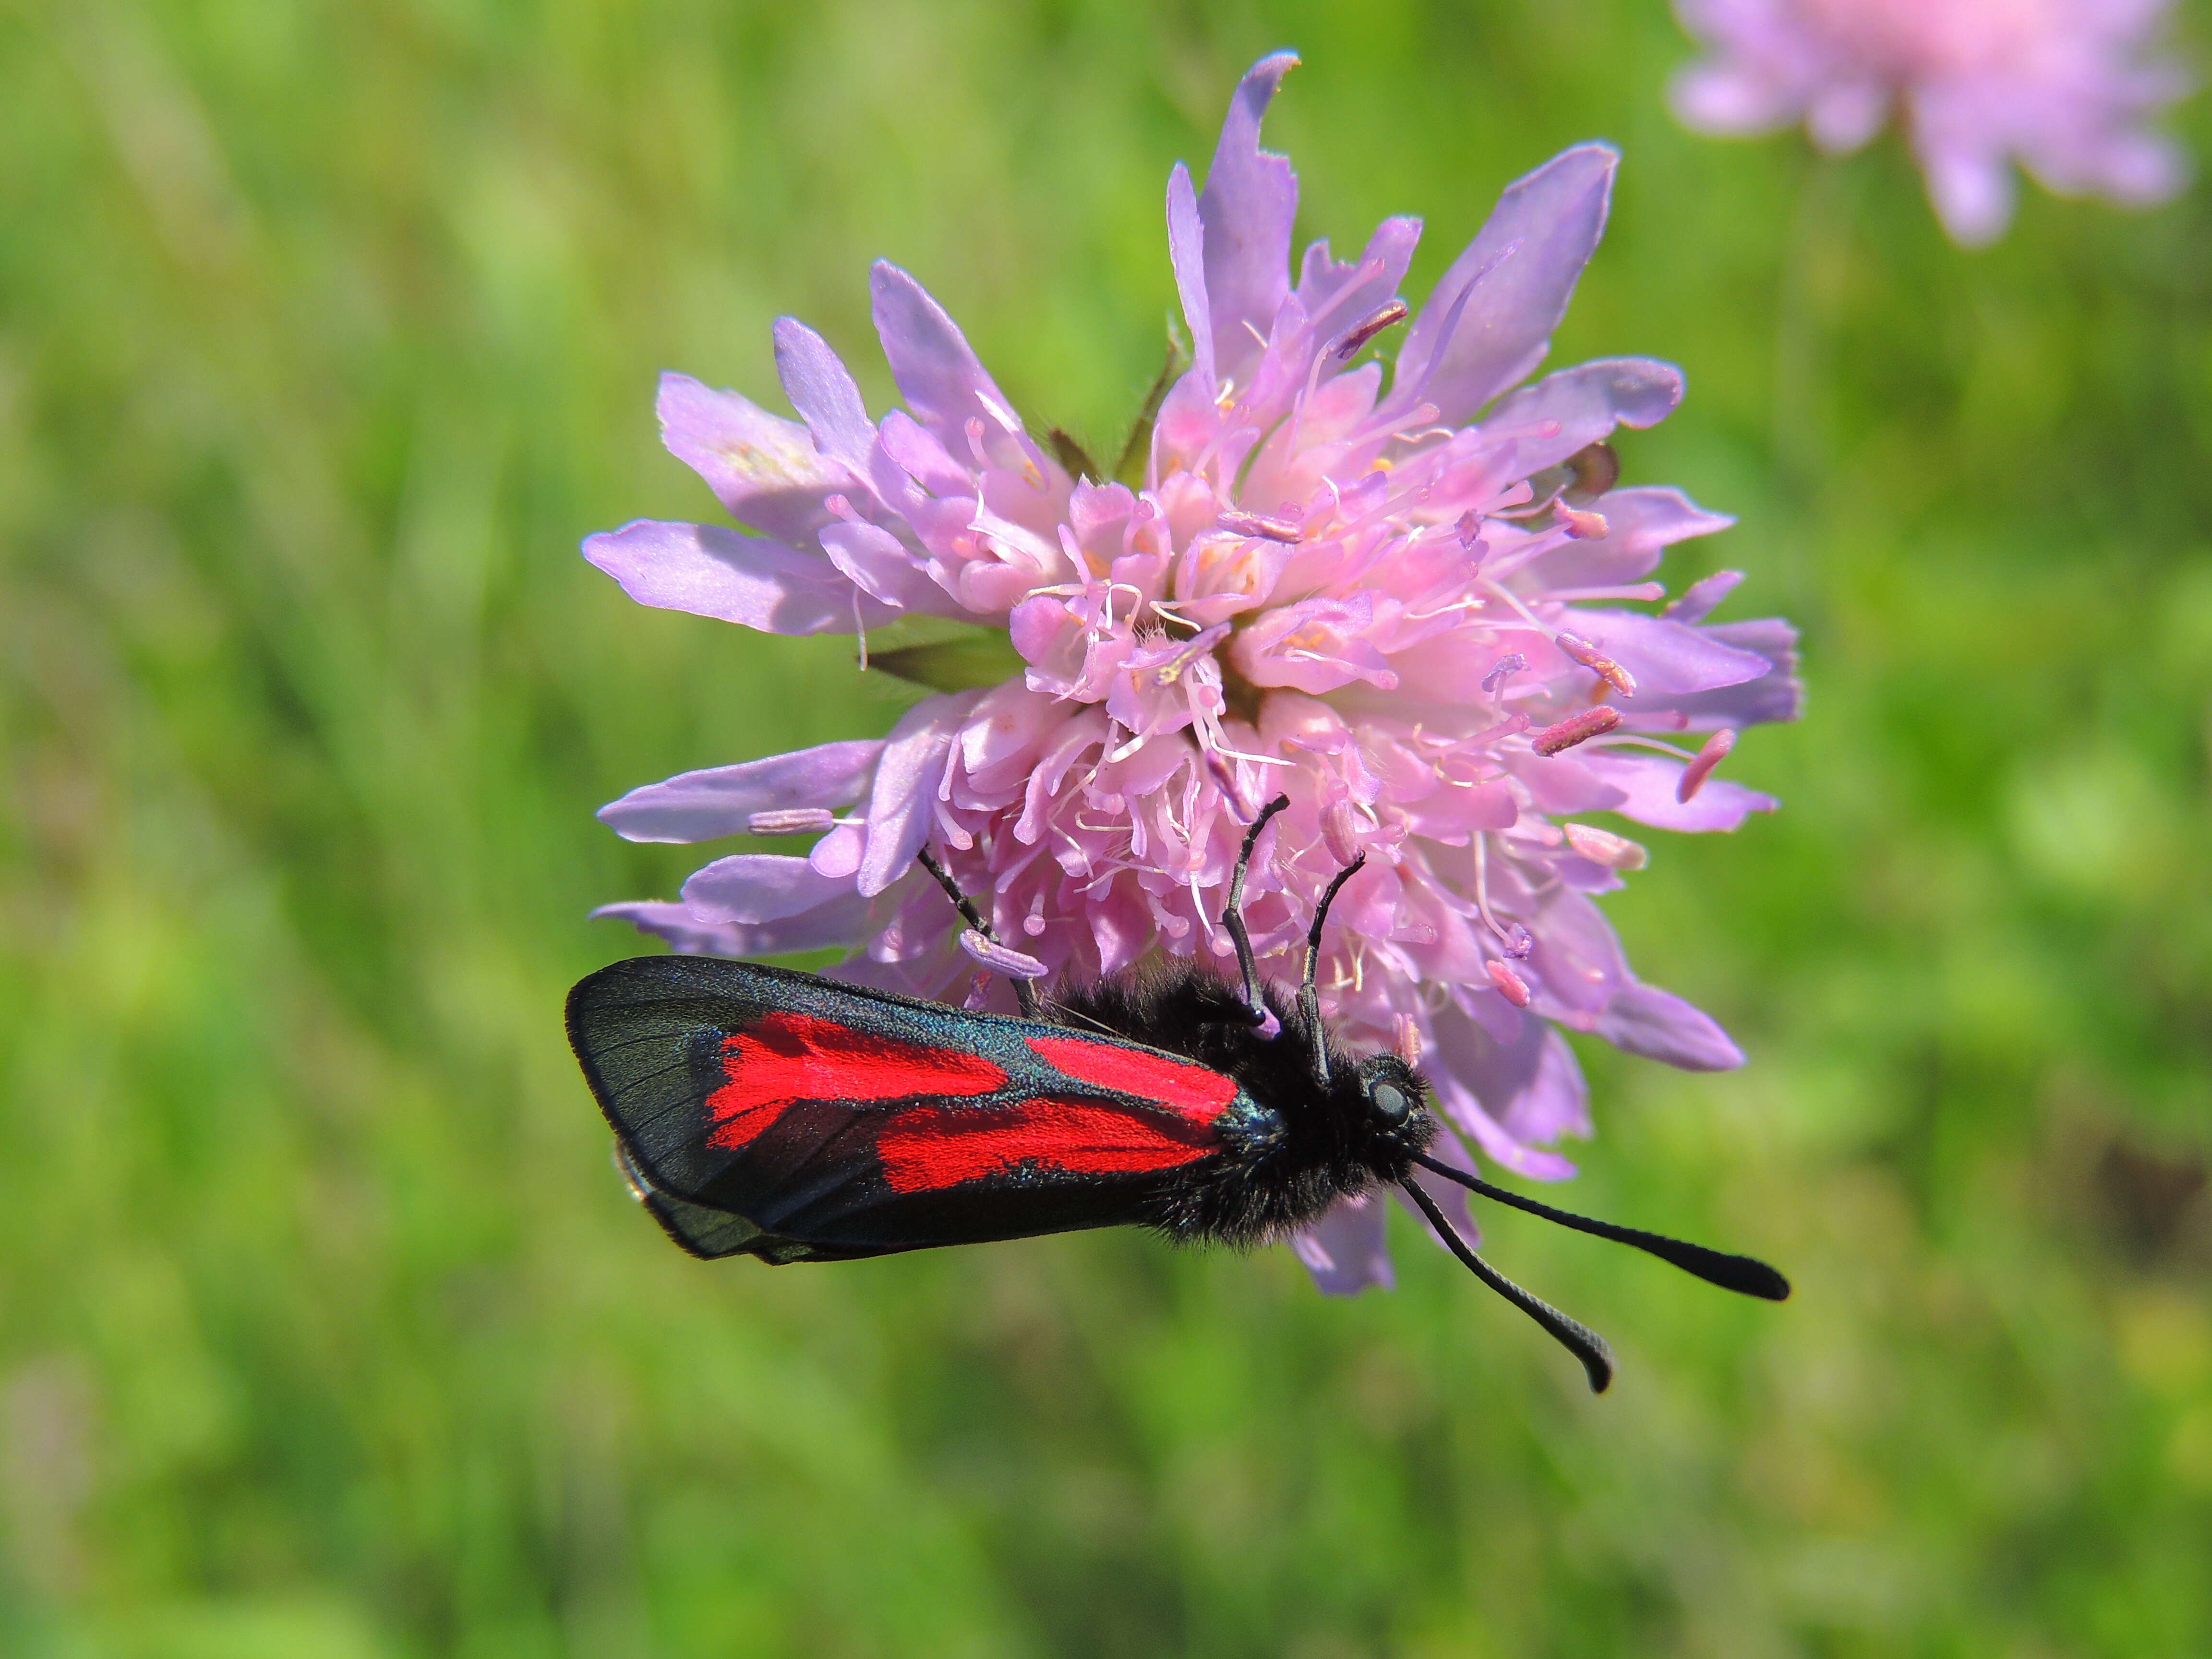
[567, 795, 1789, 1392]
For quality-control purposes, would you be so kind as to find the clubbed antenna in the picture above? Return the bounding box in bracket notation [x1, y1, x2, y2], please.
[1410, 1151, 1791, 1301]
[1399, 1178, 1615, 1393]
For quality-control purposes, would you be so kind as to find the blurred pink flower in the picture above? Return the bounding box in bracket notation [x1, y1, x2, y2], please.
[1671, 0, 2190, 243]
[586, 53, 1802, 1292]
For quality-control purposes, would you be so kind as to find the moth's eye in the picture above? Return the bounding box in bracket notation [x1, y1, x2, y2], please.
[1370, 1080, 1411, 1126]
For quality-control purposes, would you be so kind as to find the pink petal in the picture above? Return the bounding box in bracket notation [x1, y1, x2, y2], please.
[1429, 998, 1592, 1153]
[1570, 611, 1772, 697]
[1528, 488, 1735, 590]
[1593, 980, 1745, 1072]
[1298, 216, 1423, 347]
[1669, 61, 1800, 135]
[582, 520, 860, 636]
[1654, 618, 1803, 728]
[679, 854, 856, 925]
[1526, 889, 1627, 1022]
[869, 261, 1020, 448]
[1479, 357, 1684, 476]
[1395, 143, 1618, 426]
[1577, 752, 1778, 832]
[589, 901, 749, 957]
[655, 373, 840, 545]
[598, 739, 885, 843]
[818, 521, 950, 613]
[1290, 1191, 1395, 1296]
[772, 316, 876, 475]
[596, 890, 877, 959]
[1662, 566, 1746, 625]
[1916, 135, 2016, 246]
[857, 692, 979, 896]
[1166, 161, 1214, 386]
[1197, 51, 1301, 391]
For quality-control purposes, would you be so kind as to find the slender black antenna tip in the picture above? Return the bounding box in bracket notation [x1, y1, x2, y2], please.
[1401, 1179, 1615, 1394]
[1410, 1151, 1792, 1302]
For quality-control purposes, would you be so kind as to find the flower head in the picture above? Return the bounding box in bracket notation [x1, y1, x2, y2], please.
[1671, 0, 2190, 243]
[586, 53, 1803, 1292]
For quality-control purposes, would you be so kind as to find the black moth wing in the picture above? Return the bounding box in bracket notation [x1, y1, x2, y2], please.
[566, 954, 1275, 1263]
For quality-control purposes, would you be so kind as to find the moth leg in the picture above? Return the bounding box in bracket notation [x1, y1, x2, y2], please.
[1298, 849, 1368, 1088]
[1222, 794, 1291, 1032]
[916, 846, 1042, 1018]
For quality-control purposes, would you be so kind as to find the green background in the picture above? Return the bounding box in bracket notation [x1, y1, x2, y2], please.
[4, 1, 2211, 1654]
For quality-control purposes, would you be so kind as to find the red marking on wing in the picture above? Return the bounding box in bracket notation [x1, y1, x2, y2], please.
[707, 1010, 1007, 1151]
[1024, 1034, 1238, 1121]
[877, 1095, 1220, 1193]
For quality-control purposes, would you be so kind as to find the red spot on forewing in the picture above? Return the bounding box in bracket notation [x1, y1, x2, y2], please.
[1023, 1034, 1237, 1121]
[706, 1010, 1007, 1150]
[876, 1096, 1219, 1193]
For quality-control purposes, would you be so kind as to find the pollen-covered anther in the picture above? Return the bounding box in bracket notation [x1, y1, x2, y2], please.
[1393, 1012, 1423, 1067]
[1218, 507, 1303, 542]
[1677, 727, 1738, 803]
[1322, 798, 1363, 866]
[1487, 960, 1533, 1008]
[1564, 823, 1649, 871]
[960, 930, 1049, 980]
[748, 808, 839, 835]
[1554, 633, 1636, 697]
[1503, 923, 1534, 960]
[1531, 706, 1623, 757]
[1334, 298, 1409, 360]
[1556, 502, 1610, 541]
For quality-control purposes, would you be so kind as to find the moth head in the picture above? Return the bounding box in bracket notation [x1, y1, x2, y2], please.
[1354, 1051, 1424, 1134]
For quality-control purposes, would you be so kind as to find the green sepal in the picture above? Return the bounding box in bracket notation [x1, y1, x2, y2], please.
[1114, 324, 1190, 489]
[1047, 428, 1103, 483]
[863, 618, 1027, 693]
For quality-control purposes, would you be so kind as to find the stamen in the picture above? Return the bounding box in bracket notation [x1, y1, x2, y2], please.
[1322, 798, 1362, 867]
[1592, 732, 1696, 759]
[1218, 507, 1304, 542]
[1456, 510, 1484, 555]
[1393, 1012, 1423, 1067]
[1677, 727, 1737, 802]
[962, 973, 992, 1011]
[1563, 823, 1649, 871]
[747, 808, 838, 836]
[1555, 503, 1610, 540]
[1554, 632, 1637, 697]
[1488, 960, 1532, 1008]
[823, 493, 865, 524]
[1531, 707, 1623, 756]
[960, 930, 1049, 980]
[1334, 298, 1409, 360]
[1481, 652, 1527, 696]
[1460, 835, 1533, 960]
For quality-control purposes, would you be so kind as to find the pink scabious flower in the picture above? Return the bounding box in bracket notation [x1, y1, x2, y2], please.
[1671, 0, 2190, 244]
[585, 53, 1803, 1294]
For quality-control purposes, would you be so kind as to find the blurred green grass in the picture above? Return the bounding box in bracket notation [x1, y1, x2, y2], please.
[4, 0, 2212, 1654]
